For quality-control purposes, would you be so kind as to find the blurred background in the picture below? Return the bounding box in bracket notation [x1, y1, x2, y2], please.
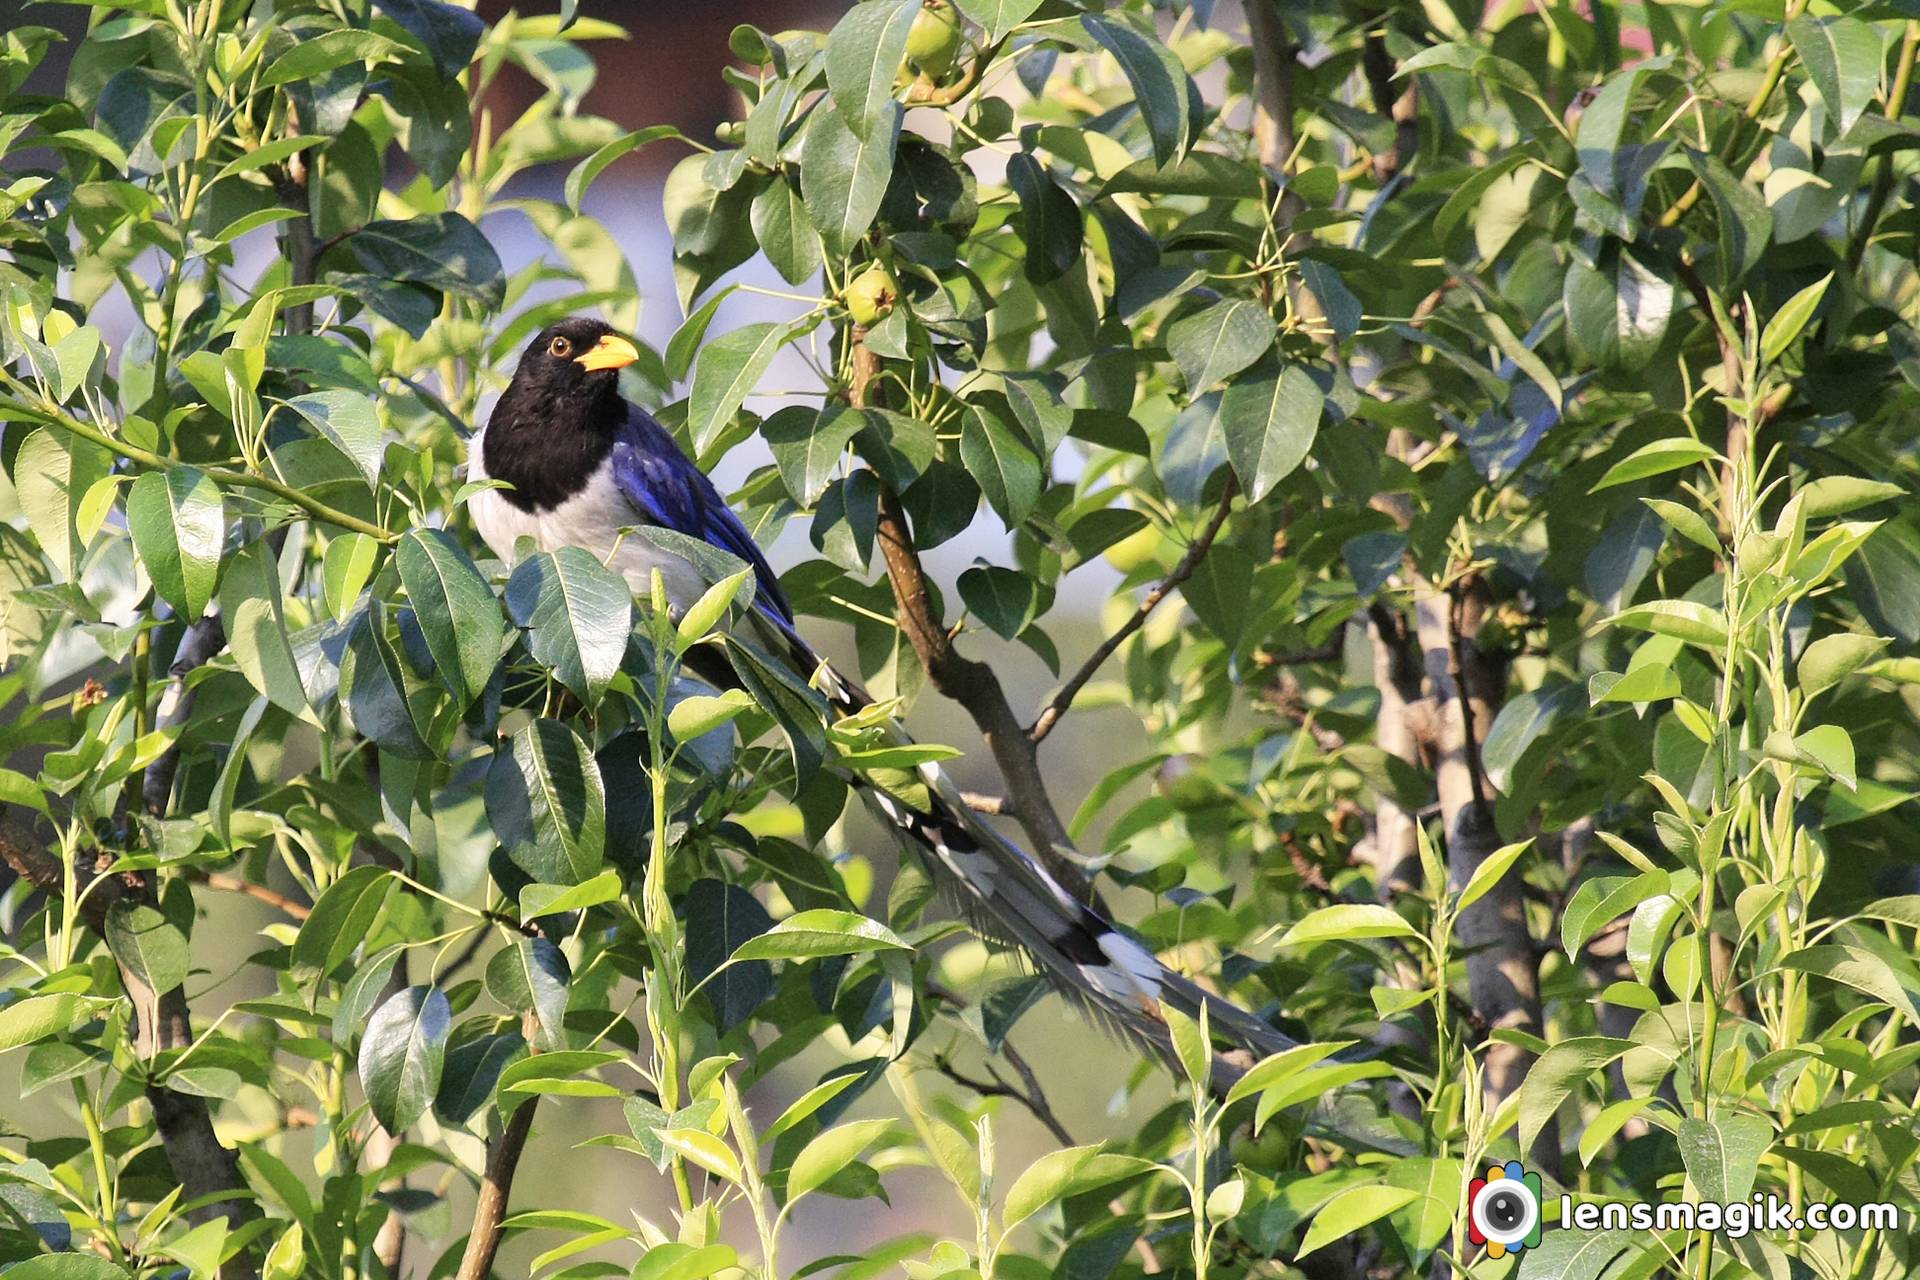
[0, 0, 1216, 1272]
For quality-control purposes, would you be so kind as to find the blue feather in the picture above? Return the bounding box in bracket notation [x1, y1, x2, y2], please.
[604, 404, 798, 631]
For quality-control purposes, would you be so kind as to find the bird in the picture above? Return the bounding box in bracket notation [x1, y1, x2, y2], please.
[466, 316, 1299, 1089]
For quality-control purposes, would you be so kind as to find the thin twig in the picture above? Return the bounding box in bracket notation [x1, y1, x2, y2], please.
[0, 391, 393, 542]
[1031, 477, 1238, 745]
[958, 791, 1011, 817]
[193, 871, 312, 921]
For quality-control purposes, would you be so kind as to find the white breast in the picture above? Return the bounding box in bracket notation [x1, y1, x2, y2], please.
[466, 428, 710, 611]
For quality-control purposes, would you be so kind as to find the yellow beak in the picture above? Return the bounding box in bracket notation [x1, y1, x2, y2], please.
[576, 333, 641, 372]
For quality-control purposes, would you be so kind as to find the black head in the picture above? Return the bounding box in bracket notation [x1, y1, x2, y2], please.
[501, 317, 640, 422]
[483, 317, 642, 511]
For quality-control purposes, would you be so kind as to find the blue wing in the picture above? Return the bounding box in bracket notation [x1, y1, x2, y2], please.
[606, 402, 798, 631]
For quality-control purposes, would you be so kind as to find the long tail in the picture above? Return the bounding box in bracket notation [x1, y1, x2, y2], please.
[750, 626, 1302, 1090]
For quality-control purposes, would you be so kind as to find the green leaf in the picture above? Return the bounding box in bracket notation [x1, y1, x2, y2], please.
[498, 1050, 622, 1098]
[3, 1255, 133, 1280]
[1676, 1113, 1773, 1205]
[505, 547, 633, 703]
[729, 909, 909, 960]
[1801, 476, 1904, 518]
[958, 565, 1037, 640]
[750, 178, 825, 286]
[259, 28, 403, 86]
[1786, 16, 1883, 134]
[283, 389, 384, 487]
[1589, 664, 1681, 705]
[1687, 152, 1772, 288]
[435, 1031, 527, 1124]
[1564, 245, 1673, 374]
[1164, 1004, 1210, 1091]
[340, 605, 433, 759]
[220, 538, 318, 725]
[788, 1117, 897, 1200]
[1791, 723, 1857, 789]
[677, 569, 755, 645]
[1003, 1142, 1110, 1228]
[345, 212, 505, 309]
[104, 898, 189, 994]
[1562, 871, 1669, 956]
[1219, 358, 1319, 502]
[1005, 152, 1083, 286]
[1455, 839, 1534, 914]
[961, 404, 1043, 526]
[1297, 1185, 1421, 1260]
[764, 1074, 865, 1141]
[1590, 438, 1717, 491]
[519, 868, 623, 919]
[667, 689, 754, 742]
[126, 467, 225, 621]
[359, 985, 451, 1134]
[1777, 946, 1920, 1029]
[1641, 498, 1719, 553]
[630, 1244, 739, 1280]
[664, 288, 737, 386]
[685, 879, 775, 1033]
[50, 326, 101, 403]
[14, 427, 111, 580]
[1223, 1042, 1353, 1107]
[1760, 273, 1833, 364]
[656, 1128, 743, 1183]
[293, 867, 394, 979]
[372, 0, 485, 77]
[800, 101, 899, 258]
[1167, 299, 1275, 395]
[688, 321, 800, 455]
[0, 993, 115, 1053]
[1084, 15, 1189, 166]
[1607, 599, 1729, 650]
[322, 532, 381, 623]
[1275, 904, 1417, 947]
[765, 404, 865, 506]
[333, 946, 404, 1047]
[952, 0, 1040, 41]
[397, 528, 503, 705]
[725, 634, 829, 782]
[1797, 632, 1888, 699]
[1517, 1037, 1635, 1152]
[488, 719, 608, 886]
[485, 936, 571, 1052]
[826, 0, 920, 139]
[566, 125, 681, 212]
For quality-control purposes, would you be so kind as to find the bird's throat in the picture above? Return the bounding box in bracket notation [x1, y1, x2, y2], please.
[480, 382, 622, 513]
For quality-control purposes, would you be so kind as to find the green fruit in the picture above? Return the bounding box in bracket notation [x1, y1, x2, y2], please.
[905, 0, 962, 80]
[1103, 522, 1169, 573]
[844, 265, 898, 326]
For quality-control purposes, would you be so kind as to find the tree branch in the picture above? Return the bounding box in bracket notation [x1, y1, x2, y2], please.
[143, 615, 227, 817]
[454, 1096, 538, 1280]
[1031, 477, 1238, 746]
[0, 816, 258, 1279]
[855, 332, 1098, 903]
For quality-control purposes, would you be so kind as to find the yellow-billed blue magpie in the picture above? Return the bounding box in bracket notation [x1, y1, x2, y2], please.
[468, 316, 1295, 1080]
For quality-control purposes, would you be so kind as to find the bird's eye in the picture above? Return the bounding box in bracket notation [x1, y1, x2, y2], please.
[549, 336, 573, 358]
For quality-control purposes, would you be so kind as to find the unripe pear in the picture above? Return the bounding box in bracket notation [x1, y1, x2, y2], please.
[844, 265, 898, 325]
[905, 0, 962, 80]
